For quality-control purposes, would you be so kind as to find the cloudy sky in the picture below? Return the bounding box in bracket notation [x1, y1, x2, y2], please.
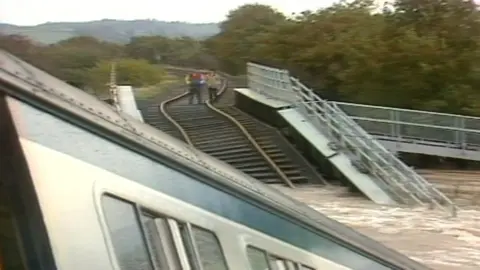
[1, 0, 347, 26]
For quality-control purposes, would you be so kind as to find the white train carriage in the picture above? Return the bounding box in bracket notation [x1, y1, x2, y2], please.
[0, 50, 429, 270]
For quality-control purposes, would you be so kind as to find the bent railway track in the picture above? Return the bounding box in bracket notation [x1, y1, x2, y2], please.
[138, 70, 325, 187]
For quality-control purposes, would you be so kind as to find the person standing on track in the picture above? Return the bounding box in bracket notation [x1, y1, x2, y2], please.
[207, 70, 221, 102]
[185, 72, 205, 104]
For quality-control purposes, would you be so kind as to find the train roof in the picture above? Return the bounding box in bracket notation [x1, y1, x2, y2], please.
[0, 50, 429, 270]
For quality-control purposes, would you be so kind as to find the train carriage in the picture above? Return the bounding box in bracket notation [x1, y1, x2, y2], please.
[0, 50, 429, 270]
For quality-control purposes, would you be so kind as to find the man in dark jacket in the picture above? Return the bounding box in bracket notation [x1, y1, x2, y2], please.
[185, 72, 205, 104]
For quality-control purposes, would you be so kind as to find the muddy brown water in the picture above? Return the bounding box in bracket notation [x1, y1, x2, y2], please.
[272, 174, 480, 270]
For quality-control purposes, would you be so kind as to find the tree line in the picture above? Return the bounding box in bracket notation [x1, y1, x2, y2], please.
[207, 0, 480, 115]
[0, 35, 200, 96]
[1, 0, 480, 115]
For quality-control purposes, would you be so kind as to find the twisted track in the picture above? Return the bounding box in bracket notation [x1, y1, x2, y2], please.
[138, 69, 325, 187]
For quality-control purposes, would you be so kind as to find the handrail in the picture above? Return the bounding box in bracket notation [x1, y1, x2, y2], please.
[206, 86, 296, 189]
[335, 100, 480, 120]
[332, 101, 457, 211]
[346, 116, 480, 134]
[290, 77, 458, 217]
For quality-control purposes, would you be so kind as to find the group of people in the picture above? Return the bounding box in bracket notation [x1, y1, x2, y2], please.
[184, 70, 221, 105]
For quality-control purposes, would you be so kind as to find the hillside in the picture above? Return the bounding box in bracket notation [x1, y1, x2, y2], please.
[0, 19, 220, 44]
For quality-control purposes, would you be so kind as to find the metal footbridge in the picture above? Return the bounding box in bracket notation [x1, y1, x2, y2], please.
[334, 102, 480, 161]
[245, 63, 459, 216]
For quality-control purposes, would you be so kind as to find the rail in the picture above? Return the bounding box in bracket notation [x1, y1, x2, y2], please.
[159, 88, 193, 145]
[206, 85, 295, 188]
[158, 72, 296, 188]
[334, 101, 480, 149]
[221, 106, 328, 186]
[158, 66, 213, 144]
[268, 125, 328, 186]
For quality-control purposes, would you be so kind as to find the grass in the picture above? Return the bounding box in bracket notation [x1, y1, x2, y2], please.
[135, 73, 182, 99]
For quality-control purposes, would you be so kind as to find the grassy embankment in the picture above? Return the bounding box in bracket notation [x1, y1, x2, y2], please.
[135, 71, 183, 100]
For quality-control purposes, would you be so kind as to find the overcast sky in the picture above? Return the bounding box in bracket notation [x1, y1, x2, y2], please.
[1, 0, 348, 26]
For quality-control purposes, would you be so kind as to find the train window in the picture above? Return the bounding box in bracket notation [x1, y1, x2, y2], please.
[286, 261, 299, 270]
[269, 256, 288, 270]
[102, 199, 228, 270]
[176, 223, 229, 270]
[102, 195, 153, 270]
[246, 246, 314, 270]
[191, 225, 228, 270]
[141, 213, 182, 270]
[246, 246, 270, 270]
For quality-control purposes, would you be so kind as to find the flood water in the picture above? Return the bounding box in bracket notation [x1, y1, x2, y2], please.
[272, 184, 480, 270]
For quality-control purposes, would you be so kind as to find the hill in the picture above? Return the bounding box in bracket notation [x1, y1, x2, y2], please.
[0, 19, 220, 44]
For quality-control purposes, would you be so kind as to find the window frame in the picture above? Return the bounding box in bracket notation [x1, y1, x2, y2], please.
[190, 224, 230, 270]
[139, 212, 182, 270]
[246, 245, 316, 270]
[100, 193, 229, 270]
[100, 194, 155, 270]
[246, 245, 271, 270]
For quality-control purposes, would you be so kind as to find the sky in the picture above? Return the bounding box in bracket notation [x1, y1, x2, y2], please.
[1, 0, 343, 26]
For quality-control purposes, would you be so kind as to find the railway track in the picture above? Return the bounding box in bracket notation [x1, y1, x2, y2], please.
[139, 70, 325, 187]
[135, 69, 189, 141]
[216, 106, 325, 184]
[136, 85, 187, 141]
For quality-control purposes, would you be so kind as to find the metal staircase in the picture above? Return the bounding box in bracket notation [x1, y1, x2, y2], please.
[247, 62, 457, 216]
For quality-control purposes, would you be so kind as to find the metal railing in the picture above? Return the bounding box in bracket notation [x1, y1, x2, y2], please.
[246, 62, 457, 216]
[247, 63, 298, 103]
[335, 102, 480, 150]
[108, 62, 121, 112]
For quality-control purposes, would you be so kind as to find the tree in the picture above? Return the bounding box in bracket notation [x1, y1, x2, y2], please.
[125, 36, 217, 68]
[33, 36, 124, 88]
[384, 0, 480, 112]
[85, 58, 166, 94]
[0, 34, 39, 59]
[207, 0, 480, 114]
[254, 0, 383, 100]
[125, 36, 171, 63]
[206, 4, 287, 74]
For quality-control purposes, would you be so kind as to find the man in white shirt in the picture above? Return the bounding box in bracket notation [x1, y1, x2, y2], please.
[206, 70, 221, 102]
